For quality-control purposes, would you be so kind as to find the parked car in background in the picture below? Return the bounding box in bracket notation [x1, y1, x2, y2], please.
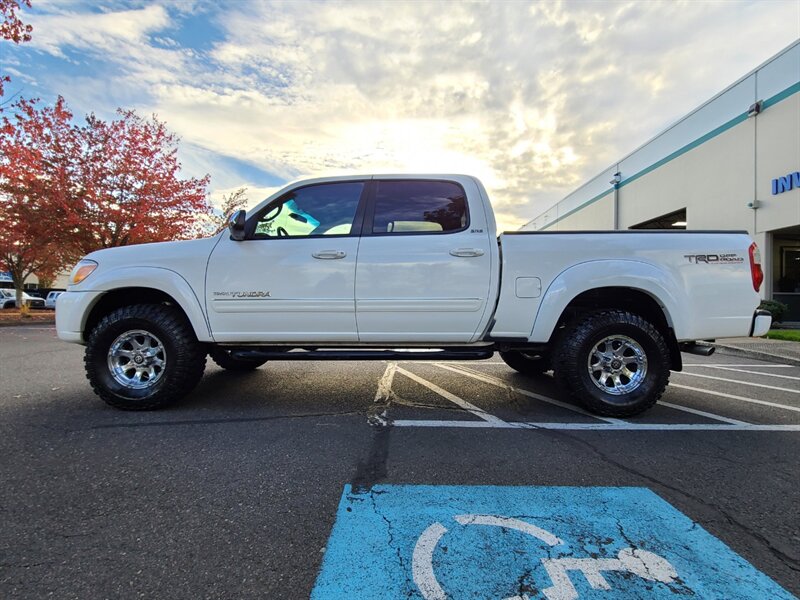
[0, 289, 46, 309]
[45, 291, 64, 310]
[1, 289, 16, 308]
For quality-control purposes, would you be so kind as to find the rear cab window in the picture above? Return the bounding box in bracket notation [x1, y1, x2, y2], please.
[370, 180, 469, 235]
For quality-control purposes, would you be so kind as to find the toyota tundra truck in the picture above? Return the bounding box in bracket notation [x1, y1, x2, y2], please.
[56, 174, 771, 416]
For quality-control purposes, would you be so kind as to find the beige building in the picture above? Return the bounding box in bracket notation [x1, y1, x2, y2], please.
[0, 271, 70, 292]
[523, 40, 800, 322]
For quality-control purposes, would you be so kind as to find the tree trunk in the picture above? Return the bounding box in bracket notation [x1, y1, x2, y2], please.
[10, 267, 27, 308]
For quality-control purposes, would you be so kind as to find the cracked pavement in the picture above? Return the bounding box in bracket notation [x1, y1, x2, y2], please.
[1, 326, 798, 598]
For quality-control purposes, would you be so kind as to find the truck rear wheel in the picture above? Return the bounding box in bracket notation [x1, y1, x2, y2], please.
[499, 351, 550, 376]
[209, 348, 268, 371]
[553, 310, 670, 417]
[85, 304, 206, 410]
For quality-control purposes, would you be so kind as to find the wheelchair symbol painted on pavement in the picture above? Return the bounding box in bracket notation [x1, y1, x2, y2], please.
[412, 514, 678, 600]
[311, 485, 795, 599]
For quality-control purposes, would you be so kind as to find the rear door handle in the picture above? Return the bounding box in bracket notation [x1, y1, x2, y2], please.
[449, 248, 485, 257]
[312, 250, 347, 259]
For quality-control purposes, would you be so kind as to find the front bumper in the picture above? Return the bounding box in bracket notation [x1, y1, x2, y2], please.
[749, 309, 772, 337]
[55, 291, 104, 344]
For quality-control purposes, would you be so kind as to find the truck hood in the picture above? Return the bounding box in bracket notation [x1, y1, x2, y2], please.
[71, 235, 222, 293]
[82, 236, 220, 268]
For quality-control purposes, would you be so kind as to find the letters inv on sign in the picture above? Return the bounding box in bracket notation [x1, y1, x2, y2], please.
[771, 171, 800, 195]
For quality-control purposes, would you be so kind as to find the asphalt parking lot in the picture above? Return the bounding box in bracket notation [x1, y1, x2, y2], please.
[1, 326, 798, 598]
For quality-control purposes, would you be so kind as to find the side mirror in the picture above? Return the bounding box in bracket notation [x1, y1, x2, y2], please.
[228, 209, 247, 241]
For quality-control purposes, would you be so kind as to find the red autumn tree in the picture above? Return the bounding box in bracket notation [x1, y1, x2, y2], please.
[1, 0, 33, 97]
[74, 109, 210, 253]
[0, 96, 211, 304]
[0, 96, 76, 306]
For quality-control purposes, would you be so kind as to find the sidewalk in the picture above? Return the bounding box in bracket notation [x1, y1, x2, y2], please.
[714, 337, 800, 366]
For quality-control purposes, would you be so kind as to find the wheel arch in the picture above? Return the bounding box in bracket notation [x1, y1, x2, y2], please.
[82, 268, 212, 342]
[532, 269, 683, 371]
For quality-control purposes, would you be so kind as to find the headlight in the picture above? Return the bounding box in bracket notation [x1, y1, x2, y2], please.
[69, 259, 98, 285]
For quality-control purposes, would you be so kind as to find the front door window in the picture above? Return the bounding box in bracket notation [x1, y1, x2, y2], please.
[253, 182, 365, 238]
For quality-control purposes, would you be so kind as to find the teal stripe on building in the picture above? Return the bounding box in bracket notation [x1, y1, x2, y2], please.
[538, 80, 799, 231]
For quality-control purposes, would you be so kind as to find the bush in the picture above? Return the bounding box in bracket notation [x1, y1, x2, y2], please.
[759, 299, 789, 324]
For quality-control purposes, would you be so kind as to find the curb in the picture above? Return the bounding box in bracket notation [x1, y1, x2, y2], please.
[0, 319, 55, 328]
[713, 343, 800, 367]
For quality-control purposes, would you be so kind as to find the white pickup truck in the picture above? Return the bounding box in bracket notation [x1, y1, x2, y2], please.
[56, 174, 771, 416]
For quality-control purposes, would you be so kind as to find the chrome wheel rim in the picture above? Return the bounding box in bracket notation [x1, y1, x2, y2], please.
[107, 329, 167, 389]
[587, 335, 647, 395]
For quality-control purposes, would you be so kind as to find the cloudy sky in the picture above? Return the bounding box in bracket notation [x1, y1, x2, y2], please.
[3, 0, 799, 230]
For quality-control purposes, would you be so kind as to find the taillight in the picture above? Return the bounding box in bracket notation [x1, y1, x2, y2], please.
[749, 242, 763, 292]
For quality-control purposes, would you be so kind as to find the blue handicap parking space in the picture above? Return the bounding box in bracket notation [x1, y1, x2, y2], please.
[312, 485, 793, 599]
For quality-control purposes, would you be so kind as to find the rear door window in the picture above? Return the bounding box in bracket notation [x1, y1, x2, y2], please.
[370, 180, 468, 234]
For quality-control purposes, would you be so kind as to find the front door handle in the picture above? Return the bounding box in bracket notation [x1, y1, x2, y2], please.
[449, 248, 485, 258]
[312, 250, 347, 259]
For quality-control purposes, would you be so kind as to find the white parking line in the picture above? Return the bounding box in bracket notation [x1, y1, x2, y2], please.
[395, 367, 508, 426]
[435, 363, 619, 424]
[657, 401, 749, 425]
[682, 364, 793, 368]
[391, 420, 800, 431]
[445, 363, 749, 426]
[403, 361, 505, 365]
[368, 362, 397, 426]
[407, 362, 795, 368]
[675, 371, 800, 394]
[375, 362, 398, 402]
[394, 419, 520, 429]
[670, 383, 800, 413]
[386, 361, 799, 431]
[698, 365, 800, 381]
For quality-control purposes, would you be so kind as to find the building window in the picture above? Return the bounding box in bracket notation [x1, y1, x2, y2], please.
[629, 209, 687, 230]
[779, 246, 800, 293]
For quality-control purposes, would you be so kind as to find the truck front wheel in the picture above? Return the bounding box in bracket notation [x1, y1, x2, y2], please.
[84, 304, 206, 410]
[553, 310, 670, 417]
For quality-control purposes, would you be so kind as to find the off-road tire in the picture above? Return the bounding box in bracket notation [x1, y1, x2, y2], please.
[85, 304, 206, 410]
[553, 310, 670, 417]
[209, 348, 268, 371]
[499, 350, 550, 376]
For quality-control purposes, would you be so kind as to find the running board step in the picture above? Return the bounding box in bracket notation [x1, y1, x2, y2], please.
[230, 349, 495, 361]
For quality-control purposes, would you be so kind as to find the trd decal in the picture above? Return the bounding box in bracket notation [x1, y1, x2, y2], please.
[684, 254, 744, 264]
